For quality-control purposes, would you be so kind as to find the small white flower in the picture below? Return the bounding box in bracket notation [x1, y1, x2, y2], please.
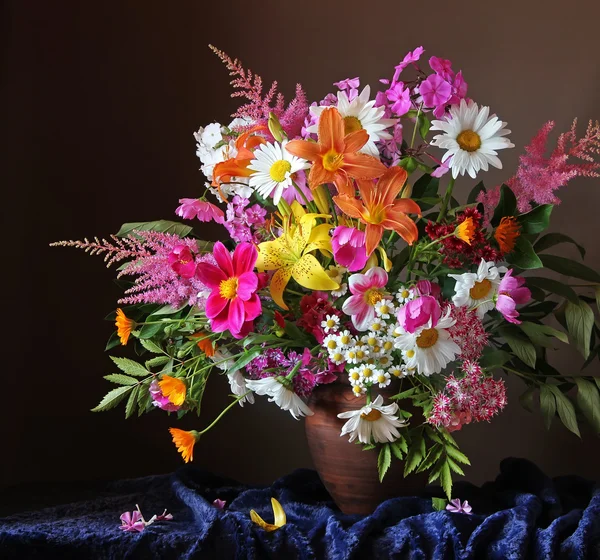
[329, 350, 346, 365]
[388, 364, 405, 378]
[348, 367, 362, 385]
[200, 122, 223, 148]
[337, 330, 354, 348]
[354, 345, 370, 362]
[326, 265, 347, 285]
[246, 377, 313, 420]
[375, 300, 395, 319]
[338, 395, 407, 444]
[323, 333, 340, 353]
[331, 283, 348, 298]
[351, 384, 367, 397]
[369, 320, 386, 333]
[227, 370, 255, 407]
[321, 314, 340, 333]
[396, 286, 416, 304]
[375, 370, 391, 388]
[377, 354, 393, 369]
[358, 364, 378, 384]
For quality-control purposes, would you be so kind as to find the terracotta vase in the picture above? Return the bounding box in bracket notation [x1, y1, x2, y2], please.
[305, 380, 427, 515]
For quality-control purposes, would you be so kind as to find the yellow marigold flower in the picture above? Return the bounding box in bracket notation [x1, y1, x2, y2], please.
[158, 375, 187, 406]
[454, 217, 475, 245]
[169, 428, 199, 463]
[495, 216, 521, 254]
[250, 498, 287, 532]
[115, 308, 136, 346]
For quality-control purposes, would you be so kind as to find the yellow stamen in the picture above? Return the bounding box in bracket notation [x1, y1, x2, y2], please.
[340, 334, 351, 345]
[219, 277, 239, 300]
[353, 385, 363, 394]
[383, 341, 393, 352]
[470, 279, 492, 300]
[343, 115, 363, 135]
[405, 349, 415, 358]
[416, 328, 439, 349]
[364, 289, 384, 306]
[360, 409, 382, 421]
[269, 159, 292, 182]
[362, 368, 373, 378]
[327, 340, 337, 350]
[456, 129, 481, 152]
[322, 150, 344, 172]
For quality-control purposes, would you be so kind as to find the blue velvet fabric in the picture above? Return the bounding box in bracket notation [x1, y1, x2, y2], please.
[0, 458, 598, 559]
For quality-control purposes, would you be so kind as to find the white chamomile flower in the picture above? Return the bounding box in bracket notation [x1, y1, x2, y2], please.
[331, 283, 348, 298]
[358, 365, 378, 384]
[449, 258, 507, 318]
[375, 300, 395, 319]
[323, 333, 340, 353]
[337, 330, 354, 348]
[344, 347, 360, 364]
[348, 367, 362, 385]
[380, 335, 395, 355]
[355, 345, 370, 362]
[245, 377, 313, 420]
[375, 370, 391, 388]
[248, 141, 309, 205]
[329, 350, 345, 365]
[321, 314, 340, 333]
[308, 86, 396, 157]
[430, 99, 514, 179]
[388, 364, 405, 378]
[338, 395, 407, 444]
[351, 384, 367, 397]
[396, 286, 416, 304]
[394, 309, 461, 376]
[377, 354, 393, 369]
[326, 265, 347, 285]
[369, 319, 385, 333]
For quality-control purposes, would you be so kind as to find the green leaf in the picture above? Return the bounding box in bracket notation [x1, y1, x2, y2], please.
[428, 461, 443, 484]
[417, 444, 443, 473]
[145, 356, 170, 368]
[518, 204, 553, 234]
[540, 385, 556, 430]
[362, 443, 376, 451]
[534, 233, 586, 260]
[390, 441, 405, 460]
[524, 277, 578, 304]
[432, 497, 448, 512]
[467, 181, 485, 205]
[445, 445, 471, 466]
[491, 184, 517, 227]
[499, 328, 537, 368]
[110, 356, 149, 377]
[440, 460, 453, 500]
[596, 287, 600, 313]
[229, 347, 263, 374]
[539, 255, 600, 284]
[403, 445, 424, 477]
[136, 385, 153, 416]
[105, 331, 122, 352]
[378, 444, 392, 482]
[196, 240, 215, 253]
[446, 456, 465, 476]
[565, 299, 595, 359]
[395, 436, 408, 455]
[91, 386, 132, 412]
[412, 174, 439, 199]
[506, 237, 543, 269]
[151, 304, 187, 316]
[519, 386, 536, 413]
[103, 373, 139, 386]
[138, 321, 164, 339]
[125, 385, 139, 419]
[139, 339, 163, 354]
[574, 377, 600, 433]
[390, 387, 417, 400]
[519, 321, 569, 347]
[480, 348, 512, 370]
[418, 114, 431, 140]
[116, 220, 193, 238]
[548, 385, 581, 437]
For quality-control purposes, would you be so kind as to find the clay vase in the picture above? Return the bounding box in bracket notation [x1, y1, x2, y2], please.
[305, 381, 427, 515]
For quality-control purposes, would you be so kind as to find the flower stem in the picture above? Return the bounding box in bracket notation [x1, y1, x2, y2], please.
[410, 103, 423, 149]
[437, 177, 456, 223]
[199, 391, 251, 435]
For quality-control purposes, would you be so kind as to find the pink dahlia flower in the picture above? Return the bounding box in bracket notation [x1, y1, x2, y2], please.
[342, 267, 389, 331]
[176, 198, 225, 224]
[168, 244, 197, 279]
[397, 295, 441, 334]
[195, 242, 261, 338]
[496, 270, 531, 324]
[331, 226, 369, 272]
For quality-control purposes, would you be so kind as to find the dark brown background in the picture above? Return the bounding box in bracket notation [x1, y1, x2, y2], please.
[3, 1, 599, 495]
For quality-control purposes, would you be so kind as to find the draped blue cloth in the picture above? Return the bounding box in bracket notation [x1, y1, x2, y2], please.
[0, 458, 598, 559]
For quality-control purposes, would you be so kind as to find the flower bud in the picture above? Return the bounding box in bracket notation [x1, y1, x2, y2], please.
[268, 112, 284, 142]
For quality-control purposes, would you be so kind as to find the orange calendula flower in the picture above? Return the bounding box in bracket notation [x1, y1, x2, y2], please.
[333, 167, 421, 256]
[285, 107, 386, 195]
[495, 216, 521, 254]
[190, 333, 216, 357]
[115, 308, 136, 346]
[158, 375, 187, 406]
[169, 428, 199, 463]
[455, 217, 475, 245]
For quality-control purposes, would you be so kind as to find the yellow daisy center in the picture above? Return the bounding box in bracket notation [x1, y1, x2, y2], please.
[377, 374, 387, 383]
[391, 368, 402, 377]
[470, 279, 492, 300]
[379, 356, 390, 366]
[364, 289, 384, 306]
[362, 368, 374, 378]
[416, 328, 439, 349]
[340, 334, 351, 345]
[356, 350, 366, 360]
[383, 341, 394, 352]
[353, 385, 363, 395]
[327, 340, 337, 350]
[343, 116, 363, 135]
[326, 319, 337, 328]
[371, 322, 382, 332]
[367, 337, 377, 347]
[347, 351, 357, 360]
[405, 349, 415, 358]
[269, 159, 292, 182]
[456, 129, 482, 152]
[400, 289, 410, 298]
[360, 409, 382, 421]
[322, 150, 344, 172]
[332, 352, 343, 362]
[350, 371, 360, 381]
[219, 277, 238, 300]
[379, 305, 390, 315]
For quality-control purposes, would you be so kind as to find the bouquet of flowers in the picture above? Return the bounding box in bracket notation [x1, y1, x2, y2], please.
[53, 45, 600, 499]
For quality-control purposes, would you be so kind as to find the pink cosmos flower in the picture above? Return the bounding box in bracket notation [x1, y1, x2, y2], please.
[342, 267, 389, 331]
[195, 242, 262, 338]
[419, 74, 452, 109]
[446, 499, 473, 514]
[331, 226, 369, 272]
[176, 198, 225, 224]
[120, 511, 145, 532]
[397, 295, 441, 334]
[386, 82, 411, 116]
[149, 380, 181, 412]
[496, 270, 531, 324]
[168, 244, 197, 279]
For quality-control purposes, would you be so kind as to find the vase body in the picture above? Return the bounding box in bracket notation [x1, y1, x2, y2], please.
[305, 381, 427, 515]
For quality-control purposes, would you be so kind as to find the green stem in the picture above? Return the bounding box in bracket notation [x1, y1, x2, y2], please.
[410, 103, 423, 149]
[437, 177, 456, 223]
[199, 392, 251, 434]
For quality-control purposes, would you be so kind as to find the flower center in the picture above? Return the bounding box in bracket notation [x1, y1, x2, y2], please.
[364, 289, 384, 306]
[360, 409, 382, 421]
[219, 277, 239, 300]
[469, 279, 492, 300]
[416, 328, 439, 349]
[343, 116, 363, 135]
[322, 150, 344, 172]
[456, 129, 481, 152]
[269, 159, 292, 183]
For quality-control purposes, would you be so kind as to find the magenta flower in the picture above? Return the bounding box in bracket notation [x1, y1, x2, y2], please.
[430, 156, 452, 178]
[176, 198, 225, 224]
[195, 242, 262, 338]
[392, 46, 425, 82]
[397, 295, 441, 334]
[496, 270, 531, 324]
[212, 499, 227, 509]
[419, 74, 452, 109]
[386, 82, 411, 116]
[149, 380, 181, 412]
[342, 267, 389, 331]
[415, 280, 441, 299]
[429, 56, 454, 81]
[155, 509, 174, 521]
[331, 226, 369, 272]
[120, 511, 145, 532]
[168, 244, 197, 279]
[333, 77, 360, 100]
[446, 499, 473, 515]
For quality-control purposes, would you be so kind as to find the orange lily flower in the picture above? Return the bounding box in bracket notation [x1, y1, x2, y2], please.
[286, 107, 386, 195]
[333, 167, 421, 256]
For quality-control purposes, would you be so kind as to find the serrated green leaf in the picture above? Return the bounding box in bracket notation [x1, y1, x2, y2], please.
[136, 385, 152, 416]
[519, 321, 569, 347]
[110, 356, 150, 377]
[565, 299, 594, 359]
[500, 328, 537, 368]
[91, 386, 132, 412]
[417, 444, 443, 473]
[125, 385, 139, 419]
[428, 461, 443, 484]
[432, 497, 447, 512]
[445, 445, 471, 466]
[574, 377, 600, 433]
[446, 456, 465, 476]
[362, 443, 376, 451]
[524, 277, 579, 304]
[439, 429, 458, 447]
[534, 233, 586, 260]
[390, 441, 405, 460]
[440, 460, 453, 500]
[519, 386, 536, 413]
[540, 385, 556, 429]
[518, 204, 553, 234]
[116, 220, 193, 238]
[548, 385, 581, 437]
[539, 255, 600, 284]
[403, 447, 424, 477]
[390, 387, 417, 400]
[378, 444, 392, 482]
[145, 356, 170, 368]
[139, 339, 163, 353]
[103, 373, 139, 386]
[506, 237, 543, 269]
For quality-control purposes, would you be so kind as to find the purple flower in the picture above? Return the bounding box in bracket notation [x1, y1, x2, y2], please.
[431, 156, 452, 178]
[168, 244, 197, 279]
[386, 82, 412, 116]
[446, 499, 473, 514]
[212, 499, 227, 509]
[496, 270, 531, 324]
[429, 56, 455, 81]
[149, 380, 181, 412]
[419, 74, 452, 109]
[331, 226, 369, 272]
[333, 77, 360, 100]
[120, 511, 145, 532]
[392, 46, 425, 82]
[175, 198, 224, 224]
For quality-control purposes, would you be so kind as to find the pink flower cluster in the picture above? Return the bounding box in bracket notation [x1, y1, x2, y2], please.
[448, 306, 489, 361]
[223, 196, 269, 244]
[428, 361, 507, 432]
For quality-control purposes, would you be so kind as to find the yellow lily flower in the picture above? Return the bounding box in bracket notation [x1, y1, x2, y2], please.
[257, 201, 339, 310]
[250, 498, 287, 532]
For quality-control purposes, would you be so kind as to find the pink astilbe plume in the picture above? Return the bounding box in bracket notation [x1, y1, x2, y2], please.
[210, 45, 309, 139]
[479, 119, 600, 218]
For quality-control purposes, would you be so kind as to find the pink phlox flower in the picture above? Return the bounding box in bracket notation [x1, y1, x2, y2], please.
[282, 169, 313, 205]
[397, 295, 441, 334]
[385, 81, 412, 116]
[342, 267, 389, 331]
[448, 305, 489, 361]
[195, 242, 262, 338]
[392, 46, 425, 82]
[168, 244, 197, 279]
[333, 77, 360, 100]
[176, 198, 225, 224]
[120, 510, 146, 533]
[149, 379, 181, 412]
[446, 499, 473, 514]
[212, 499, 227, 510]
[331, 226, 369, 272]
[429, 56, 455, 81]
[496, 270, 531, 324]
[430, 156, 452, 178]
[419, 74, 452, 110]
[224, 196, 268, 243]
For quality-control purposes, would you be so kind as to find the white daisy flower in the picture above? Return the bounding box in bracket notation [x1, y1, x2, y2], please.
[351, 384, 367, 397]
[321, 314, 340, 333]
[338, 395, 407, 444]
[394, 309, 461, 376]
[227, 370, 255, 407]
[430, 99, 514, 179]
[246, 377, 313, 420]
[375, 300, 395, 319]
[358, 365, 378, 384]
[380, 336, 395, 354]
[331, 283, 348, 298]
[449, 259, 507, 318]
[348, 367, 362, 385]
[323, 333, 340, 353]
[354, 345, 370, 362]
[248, 141, 308, 205]
[344, 347, 360, 364]
[329, 350, 346, 365]
[396, 286, 416, 304]
[375, 370, 392, 388]
[337, 330, 354, 348]
[326, 265, 347, 285]
[388, 364, 405, 378]
[377, 354, 393, 369]
[369, 320, 386, 333]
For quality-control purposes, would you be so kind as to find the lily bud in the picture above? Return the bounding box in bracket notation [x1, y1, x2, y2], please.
[268, 112, 284, 142]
